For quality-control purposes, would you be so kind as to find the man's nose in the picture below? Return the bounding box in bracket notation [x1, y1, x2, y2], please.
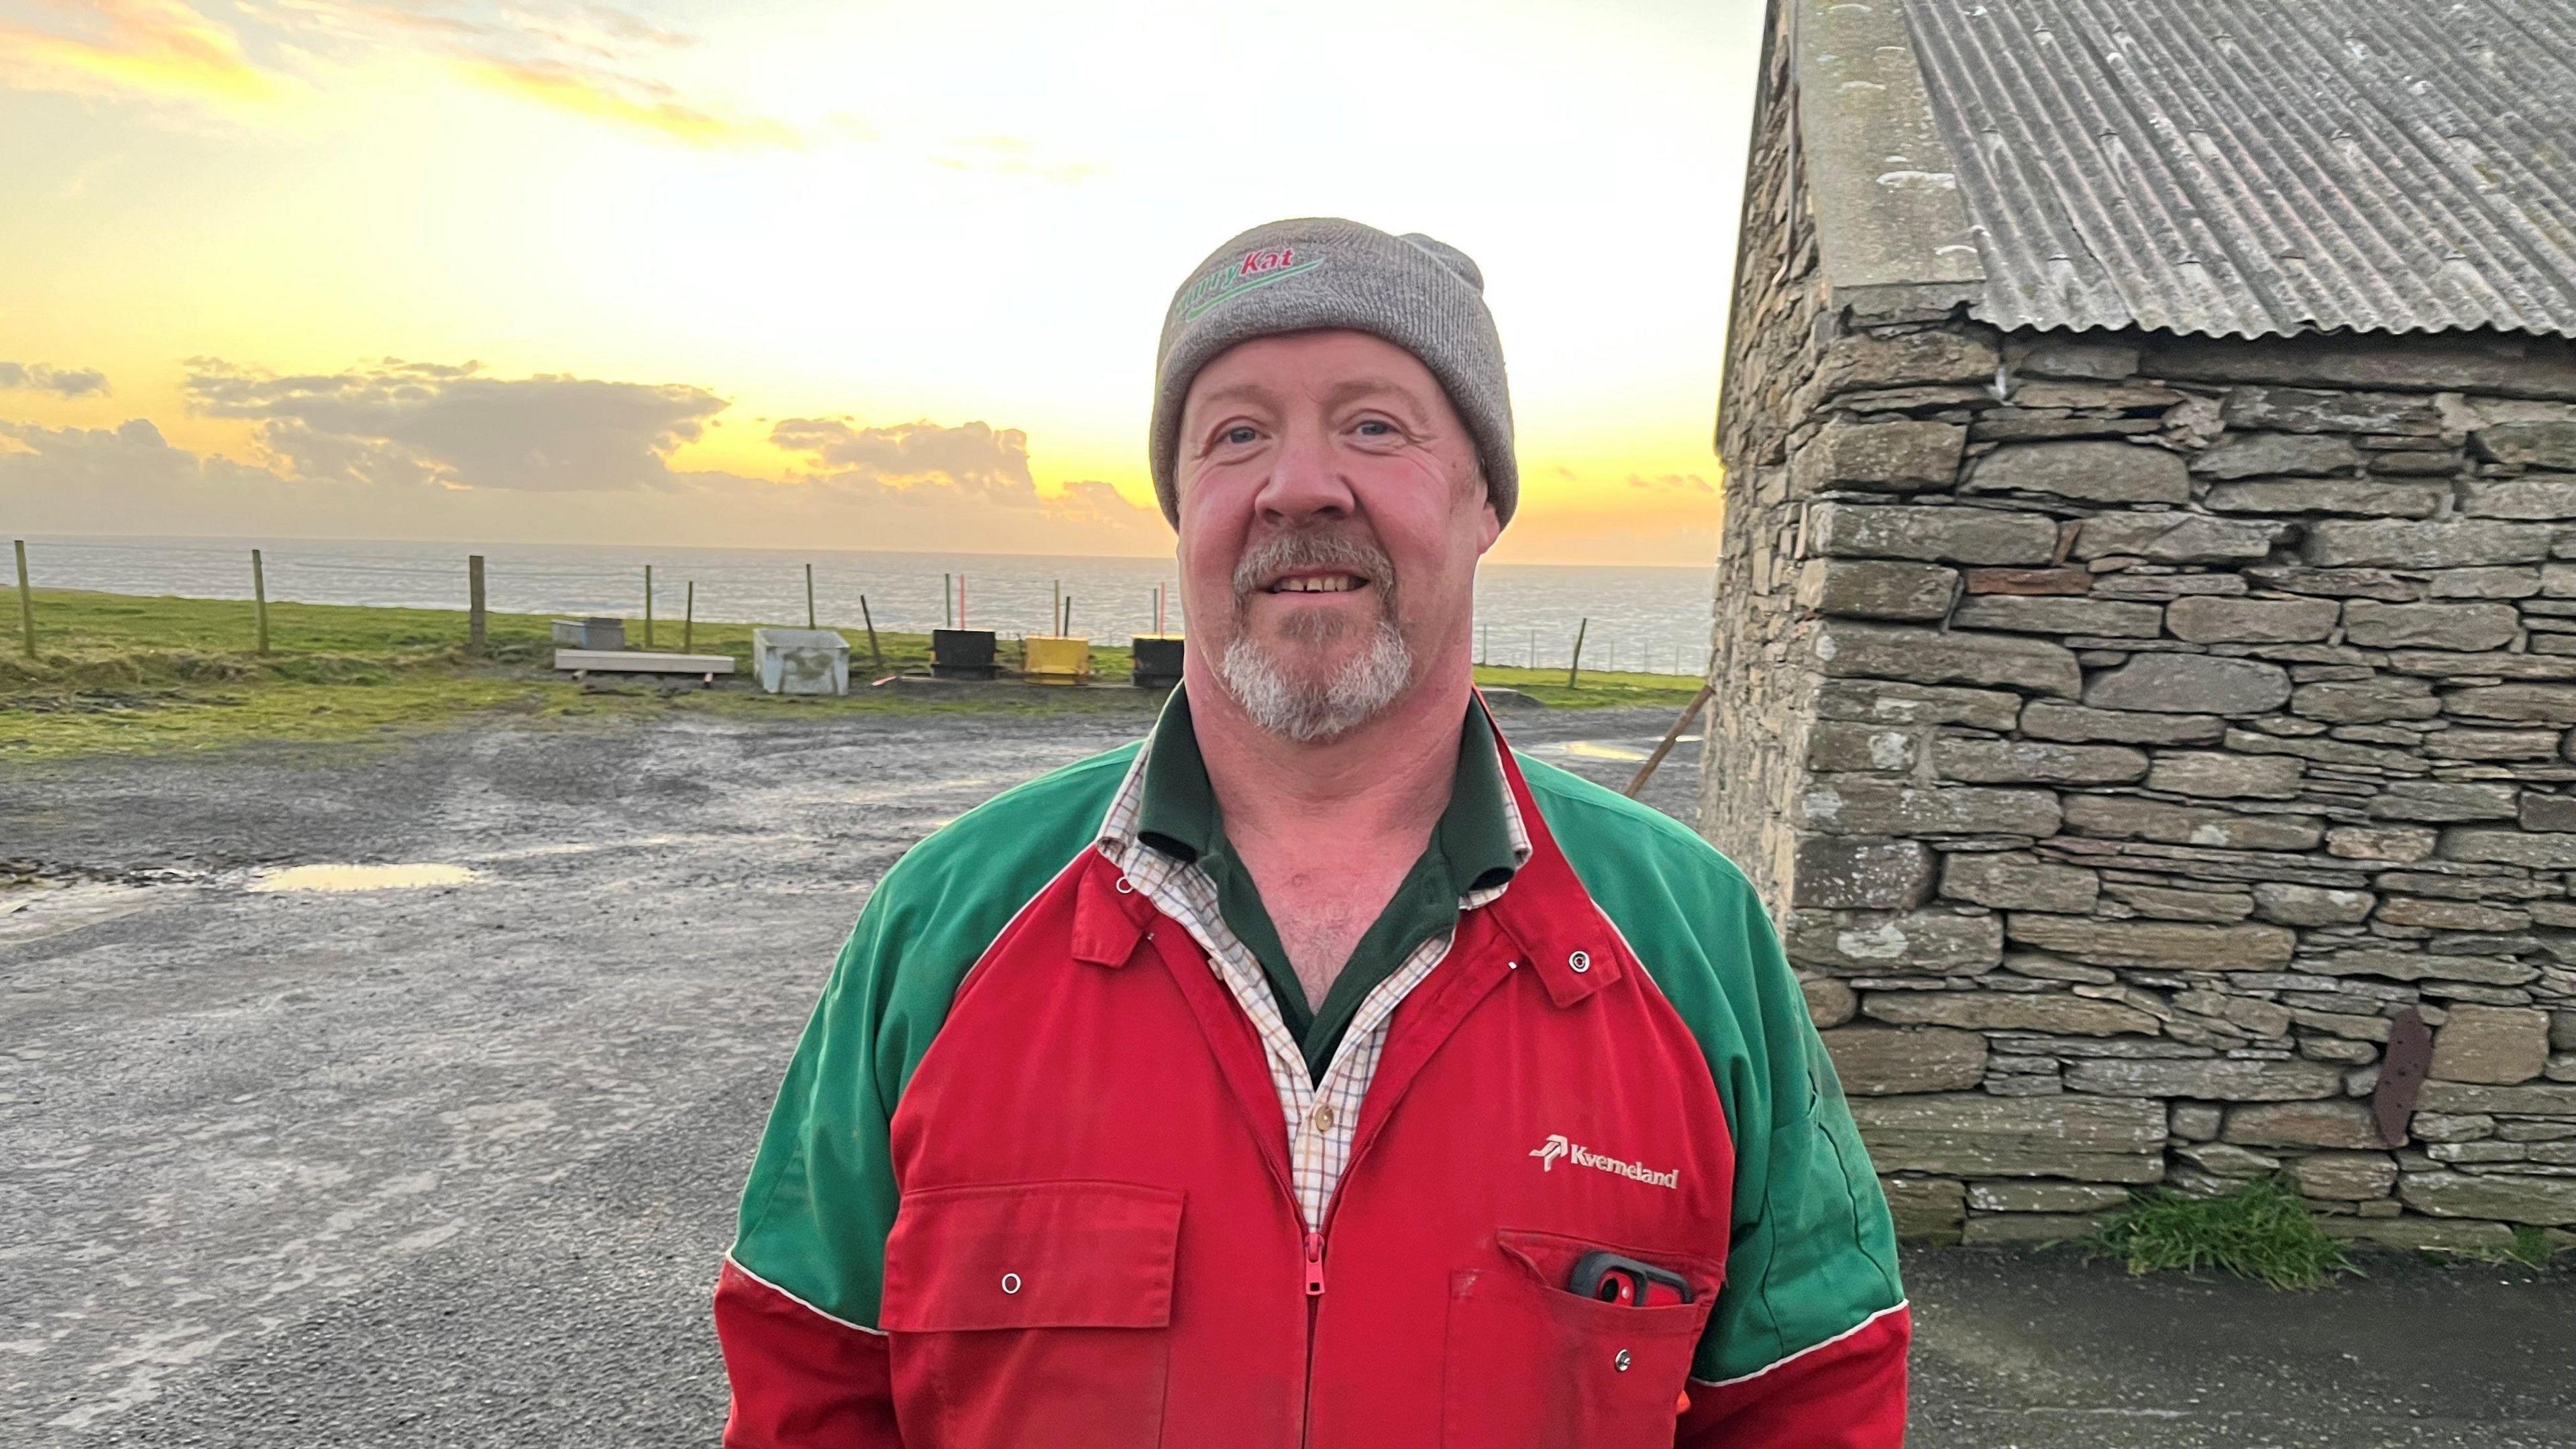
[1251, 423, 1358, 525]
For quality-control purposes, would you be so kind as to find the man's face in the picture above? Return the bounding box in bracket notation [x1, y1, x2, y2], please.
[1174, 329, 1500, 743]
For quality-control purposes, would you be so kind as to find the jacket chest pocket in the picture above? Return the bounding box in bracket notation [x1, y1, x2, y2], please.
[1440, 1228, 1719, 1449]
[882, 1180, 1182, 1449]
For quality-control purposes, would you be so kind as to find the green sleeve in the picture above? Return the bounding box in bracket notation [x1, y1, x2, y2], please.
[1520, 759, 1904, 1381]
[1689, 875, 1903, 1380]
[727, 745, 1136, 1326]
[729, 901, 917, 1326]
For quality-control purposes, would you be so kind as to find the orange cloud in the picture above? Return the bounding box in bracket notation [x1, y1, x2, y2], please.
[0, 0, 280, 105]
[465, 57, 800, 149]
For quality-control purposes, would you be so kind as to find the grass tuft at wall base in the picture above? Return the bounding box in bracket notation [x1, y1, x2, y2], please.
[2089, 1177, 2355, 1291]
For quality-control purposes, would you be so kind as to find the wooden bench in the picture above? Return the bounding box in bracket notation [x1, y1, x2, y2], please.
[553, 649, 736, 686]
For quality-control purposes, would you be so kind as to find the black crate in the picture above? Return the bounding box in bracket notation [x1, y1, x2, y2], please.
[931, 628, 999, 680]
[1131, 633, 1185, 688]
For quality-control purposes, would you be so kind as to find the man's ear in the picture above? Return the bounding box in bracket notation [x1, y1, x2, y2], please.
[1465, 460, 1503, 555]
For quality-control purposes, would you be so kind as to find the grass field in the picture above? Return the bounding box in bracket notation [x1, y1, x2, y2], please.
[0, 589, 1704, 761]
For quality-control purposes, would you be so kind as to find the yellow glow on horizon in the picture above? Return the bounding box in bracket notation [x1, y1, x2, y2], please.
[0, 0, 1761, 566]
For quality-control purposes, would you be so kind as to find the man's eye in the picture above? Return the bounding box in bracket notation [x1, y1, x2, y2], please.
[1222, 425, 1258, 446]
[1356, 419, 1395, 437]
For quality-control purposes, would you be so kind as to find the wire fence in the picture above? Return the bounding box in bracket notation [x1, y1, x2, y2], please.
[9, 536, 1717, 676]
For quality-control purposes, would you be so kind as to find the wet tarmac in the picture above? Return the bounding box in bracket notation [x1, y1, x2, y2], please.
[2, 701, 2568, 1446]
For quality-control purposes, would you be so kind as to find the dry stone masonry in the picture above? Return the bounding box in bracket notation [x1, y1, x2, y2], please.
[1705, 1, 2576, 1252]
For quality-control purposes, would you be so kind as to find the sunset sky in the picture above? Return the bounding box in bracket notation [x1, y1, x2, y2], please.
[0, 0, 1763, 565]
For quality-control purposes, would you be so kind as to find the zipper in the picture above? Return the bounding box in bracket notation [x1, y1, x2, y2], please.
[1298, 1228, 1325, 1446]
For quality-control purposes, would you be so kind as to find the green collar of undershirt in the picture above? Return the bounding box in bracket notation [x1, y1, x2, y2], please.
[1132, 686, 1519, 1077]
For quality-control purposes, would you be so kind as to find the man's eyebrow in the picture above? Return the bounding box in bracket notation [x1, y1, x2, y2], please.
[1187, 381, 1279, 413]
[1320, 376, 1432, 415]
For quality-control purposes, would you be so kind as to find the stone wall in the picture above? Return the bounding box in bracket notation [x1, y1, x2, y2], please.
[1706, 158, 2576, 1246]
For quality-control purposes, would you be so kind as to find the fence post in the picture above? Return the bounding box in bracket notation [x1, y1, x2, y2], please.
[1566, 616, 1589, 689]
[13, 539, 32, 658]
[252, 548, 271, 655]
[468, 554, 486, 654]
[806, 564, 816, 629]
[644, 564, 655, 649]
[859, 594, 887, 674]
[684, 580, 696, 653]
[944, 572, 954, 629]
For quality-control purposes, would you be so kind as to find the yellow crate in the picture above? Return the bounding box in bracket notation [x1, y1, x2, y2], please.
[1022, 635, 1093, 684]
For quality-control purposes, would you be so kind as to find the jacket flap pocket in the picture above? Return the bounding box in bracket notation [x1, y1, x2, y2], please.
[883, 1180, 1182, 1332]
[1493, 1227, 1723, 1318]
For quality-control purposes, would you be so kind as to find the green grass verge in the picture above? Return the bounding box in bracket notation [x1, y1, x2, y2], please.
[1470, 664, 1705, 710]
[2088, 1177, 2356, 1291]
[1, 588, 1705, 761]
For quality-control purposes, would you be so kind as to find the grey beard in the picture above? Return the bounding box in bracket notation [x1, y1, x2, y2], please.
[1217, 620, 1415, 744]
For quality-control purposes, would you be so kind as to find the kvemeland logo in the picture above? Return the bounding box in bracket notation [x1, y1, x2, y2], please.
[1529, 1133, 1679, 1190]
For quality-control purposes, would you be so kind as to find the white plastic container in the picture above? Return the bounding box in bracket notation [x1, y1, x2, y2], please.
[753, 628, 851, 696]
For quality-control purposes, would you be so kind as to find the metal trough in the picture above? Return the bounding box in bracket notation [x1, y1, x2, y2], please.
[553, 649, 734, 684]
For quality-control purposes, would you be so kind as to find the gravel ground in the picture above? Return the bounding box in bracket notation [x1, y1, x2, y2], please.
[3, 700, 2569, 1448]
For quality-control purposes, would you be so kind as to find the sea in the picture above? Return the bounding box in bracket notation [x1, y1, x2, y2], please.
[17, 535, 1717, 676]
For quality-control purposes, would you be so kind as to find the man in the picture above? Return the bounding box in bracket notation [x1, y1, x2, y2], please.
[714, 217, 1908, 1448]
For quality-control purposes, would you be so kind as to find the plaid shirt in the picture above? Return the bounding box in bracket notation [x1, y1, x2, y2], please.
[1095, 722, 1532, 1230]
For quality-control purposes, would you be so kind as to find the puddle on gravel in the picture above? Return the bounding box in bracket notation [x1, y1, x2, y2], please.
[1540, 735, 1705, 765]
[248, 864, 480, 894]
[0, 882, 168, 944]
[1554, 741, 1652, 762]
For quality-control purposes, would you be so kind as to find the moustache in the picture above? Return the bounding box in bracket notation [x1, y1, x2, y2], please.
[1229, 531, 1399, 610]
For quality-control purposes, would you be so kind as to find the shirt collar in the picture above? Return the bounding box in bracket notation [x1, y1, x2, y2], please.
[1114, 685, 1528, 902]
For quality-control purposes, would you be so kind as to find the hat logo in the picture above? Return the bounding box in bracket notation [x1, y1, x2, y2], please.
[1177, 245, 1326, 321]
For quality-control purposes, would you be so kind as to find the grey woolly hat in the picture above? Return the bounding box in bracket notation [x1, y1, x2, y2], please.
[1149, 217, 1516, 527]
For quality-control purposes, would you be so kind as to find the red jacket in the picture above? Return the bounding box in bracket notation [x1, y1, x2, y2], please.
[716, 718, 1907, 1447]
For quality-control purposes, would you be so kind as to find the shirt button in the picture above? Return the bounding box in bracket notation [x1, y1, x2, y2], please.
[1310, 1104, 1336, 1134]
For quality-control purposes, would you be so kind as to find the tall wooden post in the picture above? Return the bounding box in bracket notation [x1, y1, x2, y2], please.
[1566, 616, 1589, 688]
[13, 539, 33, 659]
[684, 580, 696, 653]
[944, 572, 954, 629]
[806, 564, 817, 629]
[252, 548, 271, 655]
[468, 554, 486, 654]
[1053, 579, 1062, 636]
[644, 564, 655, 649]
[859, 594, 886, 674]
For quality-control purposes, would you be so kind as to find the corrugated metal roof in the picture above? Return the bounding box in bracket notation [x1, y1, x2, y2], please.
[1898, 0, 2576, 339]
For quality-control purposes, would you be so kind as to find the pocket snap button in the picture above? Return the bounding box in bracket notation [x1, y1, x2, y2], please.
[1568, 949, 1591, 973]
[1613, 1348, 1631, 1372]
[1000, 1273, 1022, 1295]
